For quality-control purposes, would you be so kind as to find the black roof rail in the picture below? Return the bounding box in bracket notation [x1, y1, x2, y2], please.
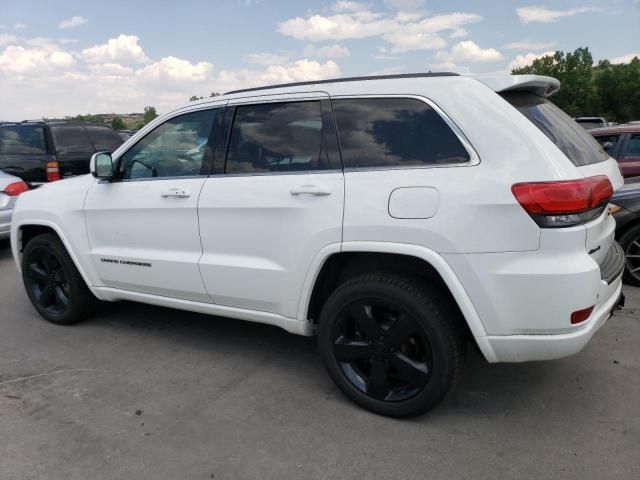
[224, 72, 459, 95]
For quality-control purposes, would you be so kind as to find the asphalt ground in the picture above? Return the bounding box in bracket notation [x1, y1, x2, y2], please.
[0, 238, 638, 480]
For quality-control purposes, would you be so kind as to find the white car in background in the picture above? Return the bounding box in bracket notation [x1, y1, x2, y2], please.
[0, 171, 28, 239]
[10, 73, 626, 417]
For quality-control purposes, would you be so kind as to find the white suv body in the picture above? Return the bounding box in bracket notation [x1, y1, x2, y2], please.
[11, 73, 625, 417]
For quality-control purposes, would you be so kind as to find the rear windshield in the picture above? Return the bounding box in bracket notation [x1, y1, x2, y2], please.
[500, 92, 608, 166]
[85, 125, 123, 152]
[0, 125, 47, 155]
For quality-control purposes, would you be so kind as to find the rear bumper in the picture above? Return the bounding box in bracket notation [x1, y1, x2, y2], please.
[476, 273, 623, 362]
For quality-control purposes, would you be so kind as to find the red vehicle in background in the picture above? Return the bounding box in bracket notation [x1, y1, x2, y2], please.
[591, 125, 640, 178]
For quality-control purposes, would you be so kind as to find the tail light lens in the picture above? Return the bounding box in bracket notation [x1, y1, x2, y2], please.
[3, 181, 29, 196]
[46, 161, 61, 182]
[571, 306, 594, 325]
[512, 176, 613, 228]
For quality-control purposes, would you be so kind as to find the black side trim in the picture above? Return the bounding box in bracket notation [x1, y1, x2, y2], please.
[225, 72, 459, 95]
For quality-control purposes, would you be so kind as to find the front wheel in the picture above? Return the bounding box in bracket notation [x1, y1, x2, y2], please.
[317, 273, 464, 418]
[21, 233, 96, 325]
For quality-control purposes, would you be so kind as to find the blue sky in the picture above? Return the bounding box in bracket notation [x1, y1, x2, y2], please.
[1, 0, 638, 120]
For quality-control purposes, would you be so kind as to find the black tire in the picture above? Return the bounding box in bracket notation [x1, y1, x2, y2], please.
[317, 273, 463, 418]
[618, 223, 640, 287]
[21, 233, 96, 325]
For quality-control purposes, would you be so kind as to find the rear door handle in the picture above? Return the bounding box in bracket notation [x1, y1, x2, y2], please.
[290, 185, 331, 196]
[161, 188, 191, 198]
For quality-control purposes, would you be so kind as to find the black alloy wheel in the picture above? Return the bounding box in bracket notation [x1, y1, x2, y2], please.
[25, 246, 70, 317]
[22, 233, 96, 324]
[331, 300, 432, 402]
[618, 224, 640, 286]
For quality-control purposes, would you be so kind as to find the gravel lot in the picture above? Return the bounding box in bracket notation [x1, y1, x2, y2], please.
[0, 238, 638, 480]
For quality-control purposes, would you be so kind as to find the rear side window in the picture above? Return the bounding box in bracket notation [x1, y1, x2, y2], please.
[501, 93, 608, 166]
[85, 125, 123, 152]
[226, 101, 330, 173]
[0, 125, 47, 155]
[50, 125, 94, 155]
[624, 135, 640, 158]
[332, 98, 470, 168]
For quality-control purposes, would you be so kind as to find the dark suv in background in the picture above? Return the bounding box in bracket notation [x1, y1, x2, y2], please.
[0, 121, 123, 186]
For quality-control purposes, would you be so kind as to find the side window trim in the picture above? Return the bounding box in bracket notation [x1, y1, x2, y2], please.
[113, 107, 221, 182]
[328, 94, 479, 172]
[221, 99, 342, 176]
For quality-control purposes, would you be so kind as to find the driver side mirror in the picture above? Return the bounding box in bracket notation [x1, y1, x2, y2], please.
[90, 152, 114, 180]
[602, 141, 614, 152]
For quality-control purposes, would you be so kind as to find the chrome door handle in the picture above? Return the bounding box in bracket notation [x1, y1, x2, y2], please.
[161, 188, 191, 198]
[290, 185, 331, 196]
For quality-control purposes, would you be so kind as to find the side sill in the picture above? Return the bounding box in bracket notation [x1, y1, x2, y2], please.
[94, 287, 314, 336]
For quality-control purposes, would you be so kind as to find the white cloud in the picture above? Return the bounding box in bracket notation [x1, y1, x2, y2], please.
[507, 50, 555, 71]
[436, 40, 503, 63]
[88, 63, 134, 77]
[610, 53, 640, 64]
[332, 1, 368, 13]
[428, 61, 472, 74]
[0, 34, 16, 46]
[303, 44, 350, 59]
[14, 23, 27, 30]
[516, 6, 600, 24]
[82, 34, 149, 64]
[136, 56, 213, 83]
[59, 38, 79, 44]
[279, 5, 482, 54]
[0, 44, 74, 75]
[384, 0, 426, 11]
[59, 16, 88, 29]
[244, 52, 289, 65]
[503, 40, 556, 50]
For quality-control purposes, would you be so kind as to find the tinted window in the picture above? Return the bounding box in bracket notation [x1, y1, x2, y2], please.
[226, 101, 329, 173]
[594, 134, 620, 155]
[332, 98, 469, 168]
[50, 125, 94, 155]
[85, 125, 123, 152]
[501, 93, 608, 166]
[119, 109, 216, 179]
[0, 125, 47, 155]
[624, 135, 640, 158]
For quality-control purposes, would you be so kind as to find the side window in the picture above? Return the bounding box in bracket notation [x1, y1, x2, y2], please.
[226, 101, 330, 173]
[118, 109, 216, 180]
[332, 98, 470, 168]
[0, 125, 47, 155]
[50, 125, 93, 155]
[594, 134, 620, 154]
[623, 135, 640, 158]
[85, 125, 123, 152]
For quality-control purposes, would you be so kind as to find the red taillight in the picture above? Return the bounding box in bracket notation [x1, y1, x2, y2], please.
[3, 181, 29, 196]
[512, 176, 613, 227]
[571, 306, 594, 325]
[46, 161, 61, 182]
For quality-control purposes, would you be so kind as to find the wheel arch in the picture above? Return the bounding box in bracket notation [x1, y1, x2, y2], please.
[13, 220, 96, 295]
[300, 242, 489, 344]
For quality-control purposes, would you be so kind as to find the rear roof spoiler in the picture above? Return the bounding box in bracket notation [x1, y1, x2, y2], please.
[470, 75, 561, 98]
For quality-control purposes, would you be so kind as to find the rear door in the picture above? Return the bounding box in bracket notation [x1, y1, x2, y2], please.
[618, 133, 640, 178]
[197, 94, 344, 318]
[0, 124, 51, 183]
[501, 92, 624, 266]
[49, 124, 96, 178]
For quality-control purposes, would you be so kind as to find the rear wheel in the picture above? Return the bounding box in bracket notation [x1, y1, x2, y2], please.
[618, 223, 640, 286]
[317, 273, 463, 418]
[22, 233, 96, 325]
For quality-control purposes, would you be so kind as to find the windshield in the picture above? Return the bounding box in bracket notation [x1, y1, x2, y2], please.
[500, 92, 608, 166]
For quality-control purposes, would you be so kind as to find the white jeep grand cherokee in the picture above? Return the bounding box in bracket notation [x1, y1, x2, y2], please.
[11, 73, 625, 417]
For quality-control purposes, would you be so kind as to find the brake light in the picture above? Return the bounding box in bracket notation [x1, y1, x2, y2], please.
[512, 176, 613, 228]
[46, 161, 61, 182]
[571, 306, 594, 325]
[3, 181, 29, 196]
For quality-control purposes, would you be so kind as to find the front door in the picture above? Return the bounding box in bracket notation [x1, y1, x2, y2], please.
[197, 95, 344, 318]
[84, 105, 224, 301]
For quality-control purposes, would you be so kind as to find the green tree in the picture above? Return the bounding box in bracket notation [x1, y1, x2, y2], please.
[143, 106, 158, 125]
[111, 116, 126, 130]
